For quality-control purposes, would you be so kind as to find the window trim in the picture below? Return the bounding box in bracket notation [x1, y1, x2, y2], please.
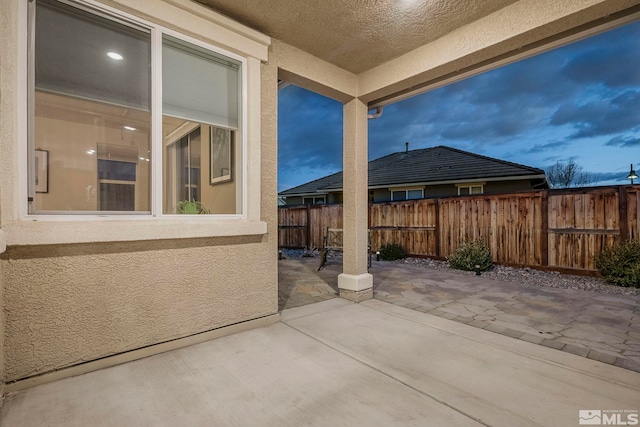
[22, 0, 249, 221]
[389, 187, 424, 201]
[455, 182, 485, 196]
[302, 195, 326, 205]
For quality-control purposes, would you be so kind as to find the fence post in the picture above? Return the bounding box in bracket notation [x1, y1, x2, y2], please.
[306, 204, 311, 248]
[540, 191, 549, 267]
[435, 199, 441, 258]
[619, 186, 629, 241]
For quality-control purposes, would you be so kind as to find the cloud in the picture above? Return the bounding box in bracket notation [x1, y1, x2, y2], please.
[518, 140, 572, 155]
[605, 135, 640, 147]
[465, 51, 578, 106]
[562, 23, 640, 89]
[551, 90, 640, 138]
[278, 85, 343, 173]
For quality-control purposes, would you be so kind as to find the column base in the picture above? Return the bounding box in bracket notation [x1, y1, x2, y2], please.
[338, 273, 373, 302]
[339, 288, 373, 303]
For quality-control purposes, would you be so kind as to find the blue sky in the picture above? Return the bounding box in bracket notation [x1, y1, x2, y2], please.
[278, 21, 640, 192]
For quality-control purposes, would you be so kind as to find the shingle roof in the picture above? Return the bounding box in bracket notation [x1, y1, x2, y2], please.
[279, 145, 546, 195]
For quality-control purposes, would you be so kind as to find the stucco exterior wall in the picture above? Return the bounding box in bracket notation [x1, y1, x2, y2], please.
[2, 238, 275, 381]
[0, 0, 277, 384]
[0, 260, 4, 399]
[0, 0, 17, 398]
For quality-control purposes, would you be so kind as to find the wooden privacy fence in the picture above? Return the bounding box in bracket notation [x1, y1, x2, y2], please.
[278, 185, 640, 274]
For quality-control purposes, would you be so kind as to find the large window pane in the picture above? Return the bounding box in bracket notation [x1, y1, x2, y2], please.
[29, 0, 244, 216]
[162, 36, 242, 215]
[407, 190, 423, 200]
[392, 191, 407, 201]
[31, 0, 151, 213]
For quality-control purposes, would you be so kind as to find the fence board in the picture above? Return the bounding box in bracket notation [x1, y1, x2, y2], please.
[629, 188, 640, 240]
[547, 189, 621, 270]
[278, 185, 640, 273]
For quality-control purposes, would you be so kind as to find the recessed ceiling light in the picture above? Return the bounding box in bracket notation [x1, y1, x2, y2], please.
[107, 51, 124, 60]
[123, 126, 136, 131]
[86, 149, 96, 155]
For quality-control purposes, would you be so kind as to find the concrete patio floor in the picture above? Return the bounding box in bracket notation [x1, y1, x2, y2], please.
[279, 257, 640, 372]
[2, 298, 639, 426]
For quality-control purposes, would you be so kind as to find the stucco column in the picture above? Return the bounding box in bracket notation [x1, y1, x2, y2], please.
[338, 98, 373, 302]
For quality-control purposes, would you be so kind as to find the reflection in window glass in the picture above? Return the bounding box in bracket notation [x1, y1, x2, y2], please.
[32, 0, 151, 213]
[458, 185, 483, 195]
[470, 186, 483, 195]
[98, 160, 137, 182]
[407, 190, 423, 200]
[162, 36, 242, 214]
[302, 196, 326, 205]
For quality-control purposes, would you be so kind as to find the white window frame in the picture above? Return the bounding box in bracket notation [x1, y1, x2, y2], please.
[302, 196, 326, 205]
[12, 0, 267, 246]
[390, 187, 424, 201]
[22, 0, 248, 220]
[456, 183, 484, 195]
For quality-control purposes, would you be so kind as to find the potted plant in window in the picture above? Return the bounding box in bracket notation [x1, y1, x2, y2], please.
[176, 200, 210, 214]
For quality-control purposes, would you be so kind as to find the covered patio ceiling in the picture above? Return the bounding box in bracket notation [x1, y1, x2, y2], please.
[195, 0, 519, 74]
[197, 0, 640, 106]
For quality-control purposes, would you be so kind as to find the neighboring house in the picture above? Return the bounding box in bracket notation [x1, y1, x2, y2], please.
[0, 0, 629, 399]
[280, 146, 548, 205]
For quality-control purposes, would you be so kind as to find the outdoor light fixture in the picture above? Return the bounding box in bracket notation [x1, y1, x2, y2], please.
[123, 126, 136, 131]
[627, 164, 638, 184]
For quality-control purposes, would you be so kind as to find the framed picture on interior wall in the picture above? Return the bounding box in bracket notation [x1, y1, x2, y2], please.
[210, 127, 233, 184]
[35, 149, 49, 193]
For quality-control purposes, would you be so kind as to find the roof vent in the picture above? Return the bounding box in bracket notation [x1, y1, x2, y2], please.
[405, 142, 409, 154]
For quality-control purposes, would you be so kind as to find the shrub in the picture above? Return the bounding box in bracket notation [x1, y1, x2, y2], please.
[379, 243, 407, 261]
[448, 239, 492, 272]
[594, 239, 640, 288]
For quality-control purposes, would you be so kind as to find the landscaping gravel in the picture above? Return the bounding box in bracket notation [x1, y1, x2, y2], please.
[280, 248, 640, 297]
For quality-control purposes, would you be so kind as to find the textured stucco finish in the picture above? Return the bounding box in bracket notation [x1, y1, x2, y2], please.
[341, 99, 370, 277]
[195, 0, 638, 97]
[0, 257, 4, 397]
[197, 0, 519, 74]
[0, 0, 18, 398]
[0, 0, 18, 225]
[3, 238, 276, 381]
[272, 40, 357, 104]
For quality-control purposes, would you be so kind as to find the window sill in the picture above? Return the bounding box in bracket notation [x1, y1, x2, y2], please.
[3, 218, 267, 247]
